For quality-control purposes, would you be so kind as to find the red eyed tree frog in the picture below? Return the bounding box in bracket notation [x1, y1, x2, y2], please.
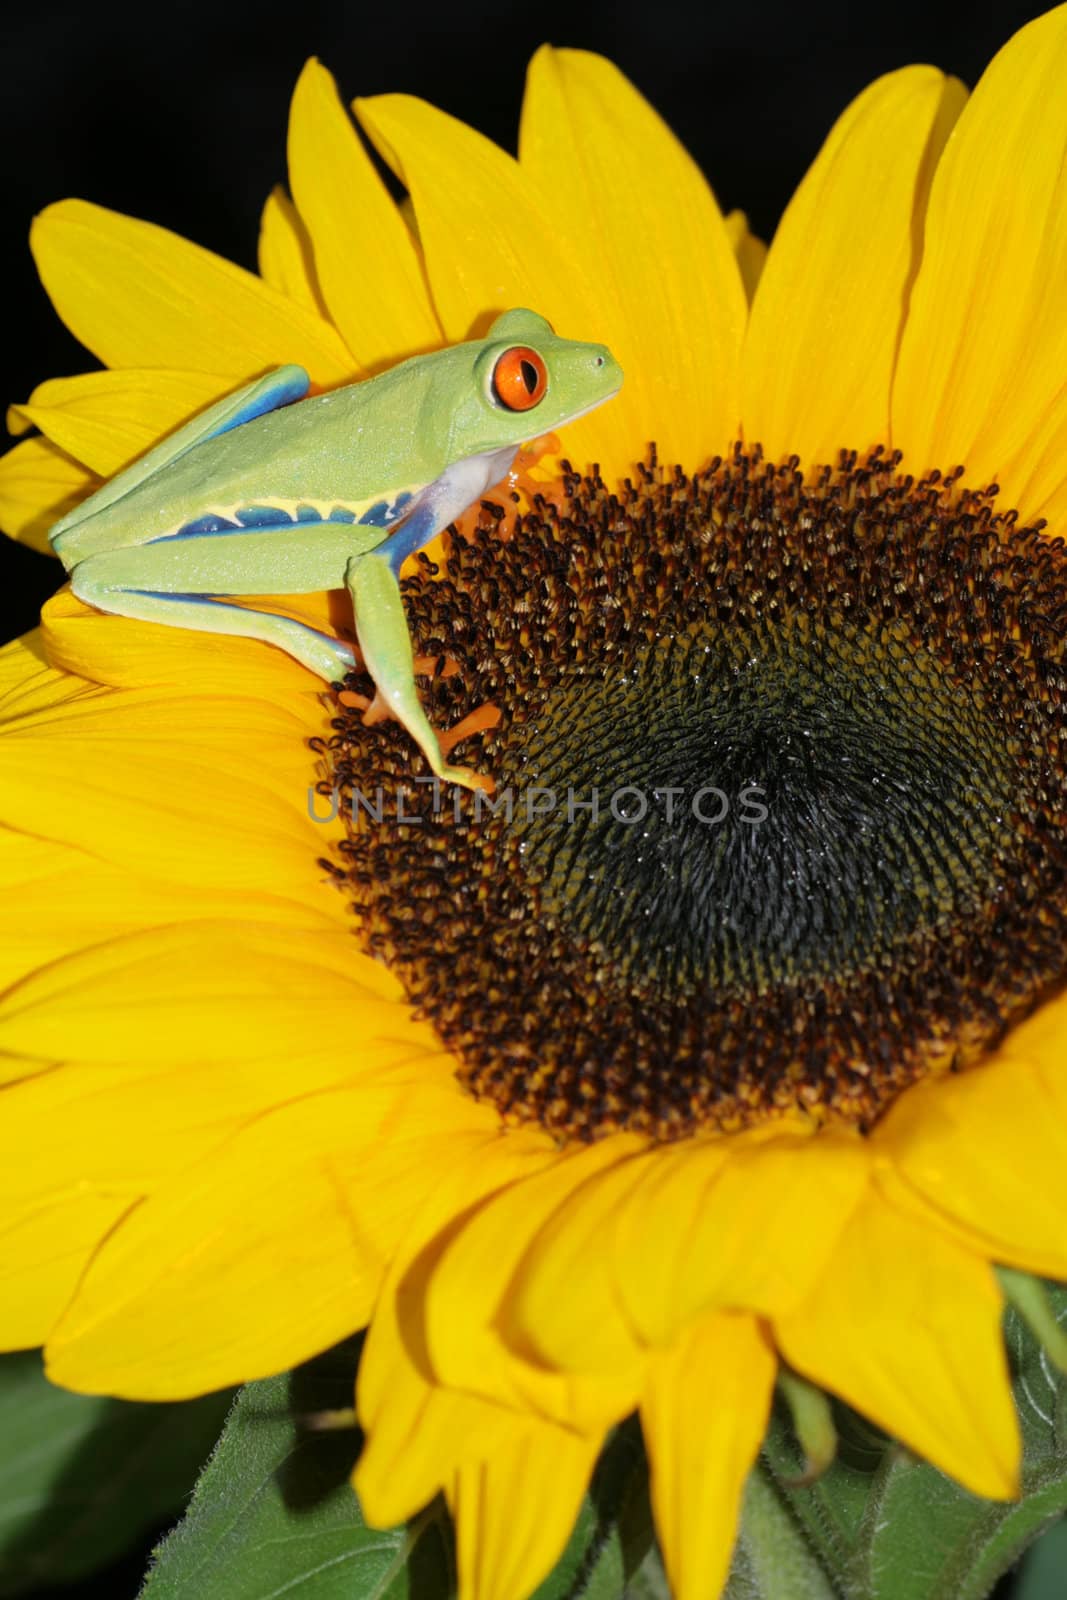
[49, 310, 623, 791]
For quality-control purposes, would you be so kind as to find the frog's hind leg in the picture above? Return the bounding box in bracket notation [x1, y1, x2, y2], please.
[70, 568, 356, 682]
[69, 519, 370, 679]
[344, 550, 494, 794]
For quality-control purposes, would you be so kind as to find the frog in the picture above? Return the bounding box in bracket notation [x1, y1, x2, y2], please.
[49, 309, 622, 791]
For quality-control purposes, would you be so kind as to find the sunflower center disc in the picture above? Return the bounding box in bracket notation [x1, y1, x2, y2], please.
[327, 450, 1067, 1141]
[511, 615, 1012, 993]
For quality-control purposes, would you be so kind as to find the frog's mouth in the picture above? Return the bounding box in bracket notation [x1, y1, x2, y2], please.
[546, 382, 624, 435]
[321, 447, 1067, 1145]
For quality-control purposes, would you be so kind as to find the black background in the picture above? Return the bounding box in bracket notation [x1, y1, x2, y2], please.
[0, 1, 1051, 1594]
[1, 0, 1048, 653]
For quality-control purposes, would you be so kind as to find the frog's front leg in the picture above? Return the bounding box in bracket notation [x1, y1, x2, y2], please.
[345, 551, 494, 795]
[339, 445, 517, 792]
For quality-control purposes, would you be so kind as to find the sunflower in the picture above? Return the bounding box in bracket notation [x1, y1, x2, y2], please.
[3, 10, 1067, 1599]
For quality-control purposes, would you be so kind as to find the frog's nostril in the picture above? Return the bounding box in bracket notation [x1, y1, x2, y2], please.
[594, 355, 604, 367]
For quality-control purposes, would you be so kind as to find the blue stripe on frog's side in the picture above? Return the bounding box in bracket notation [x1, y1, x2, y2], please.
[235, 505, 292, 528]
[150, 491, 416, 545]
[357, 492, 414, 528]
[164, 513, 240, 538]
[148, 511, 291, 543]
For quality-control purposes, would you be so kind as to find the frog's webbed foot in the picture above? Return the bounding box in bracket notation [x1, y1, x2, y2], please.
[433, 704, 502, 795]
[338, 656, 466, 729]
[337, 684, 391, 726]
[500, 431, 568, 531]
[337, 689, 500, 795]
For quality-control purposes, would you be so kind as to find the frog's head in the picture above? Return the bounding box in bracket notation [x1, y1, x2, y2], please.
[442, 309, 623, 459]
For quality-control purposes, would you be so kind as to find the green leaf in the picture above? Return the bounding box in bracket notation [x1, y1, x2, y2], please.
[727, 1279, 1067, 1600]
[139, 1338, 455, 1600]
[0, 1349, 232, 1596]
[142, 1344, 655, 1600]
[1014, 1517, 1067, 1599]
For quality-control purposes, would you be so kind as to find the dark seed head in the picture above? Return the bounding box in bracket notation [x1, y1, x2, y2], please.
[322, 448, 1067, 1142]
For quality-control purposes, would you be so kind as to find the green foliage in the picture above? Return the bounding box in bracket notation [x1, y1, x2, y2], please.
[140, 1344, 653, 1600]
[0, 1351, 231, 1596]
[9, 1283, 1067, 1599]
[1013, 1517, 1067, 1599]
[725, 1281, 1067, 1600]
[138, 1338, 453, 1600]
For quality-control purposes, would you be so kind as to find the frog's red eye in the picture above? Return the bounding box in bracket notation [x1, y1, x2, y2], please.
[492, 346, 548, 411]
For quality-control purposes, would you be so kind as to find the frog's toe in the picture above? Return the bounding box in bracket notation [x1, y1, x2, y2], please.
[438, 703, 503, 755]
[321, 643, 358, 683]
[439, 763, 496, 796]
[361, 688, 392, 727]
[435, 705, 501, 794]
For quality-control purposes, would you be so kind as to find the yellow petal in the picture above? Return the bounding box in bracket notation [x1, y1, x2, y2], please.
[0, 857, 346, 995]
[36, 1066, 493, 1394]
[775, 1190, 1018, 1500]
[424, 1135, 645, 1428]
[0, 1194, 130, 1350]
[31, 200, 355, 386]
[48, 1076, 493, 1398]
[520, 46, 747, 470]
[0, 844, 89, 991]
[449, 1422, 601, 1600]
[0, 1050, 462, 1351]
[353, 93, 623, 479]
[0, 922, 405, 1066]
[0, 629, 98, 720]
[642, 1313, 776, 1600]
[0, 732, 351, 992]
[9, 369, 232, 478]
[614, 1127, 867, 1341]
[511, 1125, 867, 1369]
[358, 1377, 516, 1530]
[743, 67, 965, 467]
[358, 1132, 559, 1423]
[0, 435, 95, 552]
[724, 210, 767, 303]
[507, 1154, 654, 1373]
[354, 92, 587, 342]
[258, 185, 326, 316]
[875, 998, 1067, 1279]
[357, 1129, 561, 1525]
[288, 61, 441, 370]
[45, 1083, 419, 1396]
[891, 6, 1067, 525]
[0, 684, 340, 895]
[1010, 398, 1067, 532]
[0, 1057, 375, 1214]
